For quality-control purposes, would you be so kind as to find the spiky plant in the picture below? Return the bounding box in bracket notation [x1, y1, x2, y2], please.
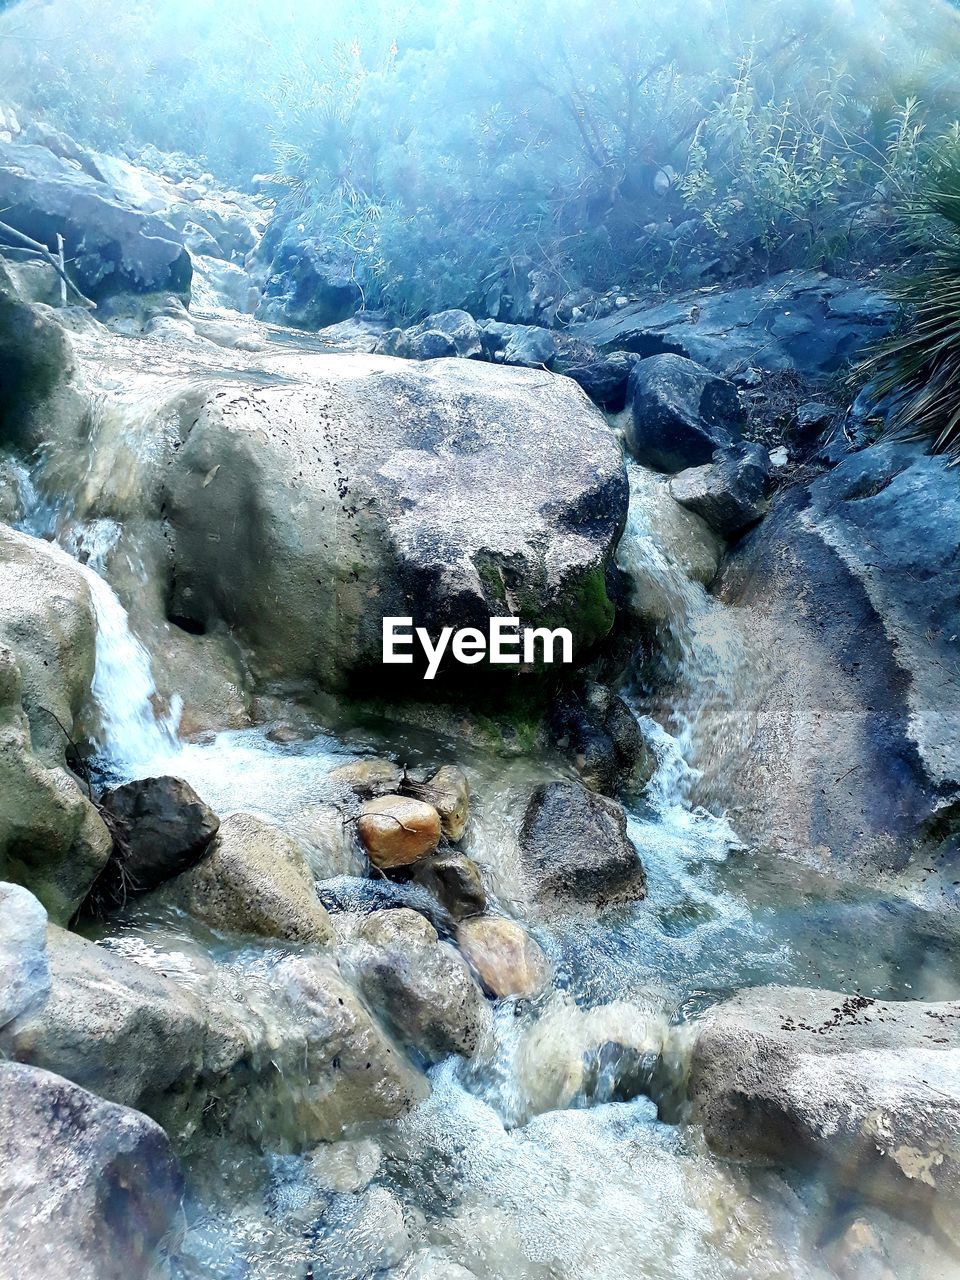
[860, 135, 960, 457]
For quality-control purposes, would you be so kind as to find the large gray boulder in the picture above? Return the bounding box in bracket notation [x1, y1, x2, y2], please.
[687, 985, 960, 1240]
[519, 780, 645, 905]
[101, 352, 626, 691]
[626, 354, 745, 472]
[0, 139, 190, 299]
[0, 1062, 183, 1280]
[575, 271, 895, 377]
[0, 528, 112, 922]
[712, 442, 960, 872]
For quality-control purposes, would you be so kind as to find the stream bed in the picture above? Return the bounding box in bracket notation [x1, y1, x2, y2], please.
[15, 318, 960, 1280]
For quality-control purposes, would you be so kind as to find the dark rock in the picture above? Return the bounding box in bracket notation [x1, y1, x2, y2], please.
[317, 875, 455, 935]
[403, 309, 482, 359]
[0, 260, 77, 448]
[411, 851, 486, 919]
[795, 400, 835, 439]
[554, 347, 636, 410]
[255, 233, 361, 329]
[519, 780, 645, 905]
[574, 271, 896, 377]
[713, 442, 960, 870]
[96, 775, 219, 894]
[626, 354, 745, 472]
[480, 320, 558, 367]
[0, 1061, 184, 1280]
[0, 139, 190, 300]
[687, 985, 960, 1240]
[344, 908, 489, 1062]
[550, 683, 655, 795]
[668, 441, 771, 537]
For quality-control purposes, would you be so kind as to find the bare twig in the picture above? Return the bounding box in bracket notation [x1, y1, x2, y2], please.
[0, 220, 97, 309]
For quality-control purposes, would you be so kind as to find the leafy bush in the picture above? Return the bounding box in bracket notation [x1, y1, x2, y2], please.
[858, 134, 960, 457]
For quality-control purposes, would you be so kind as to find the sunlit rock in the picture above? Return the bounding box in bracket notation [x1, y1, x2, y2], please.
[329, 757, 404, 798]
[159, 811, 335, 943]
[357, 795, 441, 869]
[0, 882, 48, 1029]
[687, 984, 960, 1241]
[455, 915, 549, 998]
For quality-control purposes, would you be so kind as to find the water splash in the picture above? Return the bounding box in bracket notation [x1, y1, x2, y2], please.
[64, 519, 181, 773]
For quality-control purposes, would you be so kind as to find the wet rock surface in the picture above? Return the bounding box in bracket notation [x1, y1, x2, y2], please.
[520, 780, 646, 905]
[455, 915, 549, 997]
[687, 985, 960, 1238]
[668, 441, 771, 537]
[160, 811, 335, 942]
[341, 908, 490, 1062]
[0, 1061, 183, 1280]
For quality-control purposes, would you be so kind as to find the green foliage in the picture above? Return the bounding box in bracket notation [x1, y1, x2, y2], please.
[858, 134, 960, 458]
[5, 0, 960, 314]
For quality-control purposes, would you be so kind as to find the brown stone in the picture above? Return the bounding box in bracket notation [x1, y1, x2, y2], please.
[456, 916, 549, 998]
[357, 796, 441, 869]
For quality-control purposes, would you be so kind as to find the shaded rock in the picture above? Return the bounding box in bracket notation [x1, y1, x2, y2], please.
[254, 232, 360, 329]
[823, 1216, 897, 1280]
[668, 441, 771, 537]
[0, 1062, 183, 1280]
[0, 881, 48, 1029]
[411, 851, 486, 920]
[408, 764, 470, 840]
[481, 320, 558, 367]
[343, 908, 489, 1061]
[317, 874, 454, 933]
[162, 812, 334, 943]
[401, 309, 482, 360]
[550, 682, 655, 795]
[687, 985, 960, 1239]
[626, 354, 744, 473]
[278, 956, 431, 1138]
[575, 271, 895, 377]
[0, 138, 190, 300]
[95, 774, 219, 894]
[713, 442, 960, 870]
[520, 780, 645, 905]
[0, 530, 112, 922]
[795, 400, 835, 440]
[357, 795, 441, 869]
[329, 758, 403, 797]
[0, 260, 79, 449]
[456, 916, 549, 997]
[554, 347, 636, 410]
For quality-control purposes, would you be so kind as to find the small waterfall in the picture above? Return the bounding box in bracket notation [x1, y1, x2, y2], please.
[616, 462, 757, 809]
[63, 519, 181, 774]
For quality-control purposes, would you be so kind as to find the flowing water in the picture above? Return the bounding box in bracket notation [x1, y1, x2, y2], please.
[14, 321, 960, 1280]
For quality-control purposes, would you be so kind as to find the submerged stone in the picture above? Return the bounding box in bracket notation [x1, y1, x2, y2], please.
[456, 915, 549, 998]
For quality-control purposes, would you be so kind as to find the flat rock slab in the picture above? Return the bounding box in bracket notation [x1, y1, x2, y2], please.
[574, 271, 895, 376]
[688, 984, 960, 1239]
